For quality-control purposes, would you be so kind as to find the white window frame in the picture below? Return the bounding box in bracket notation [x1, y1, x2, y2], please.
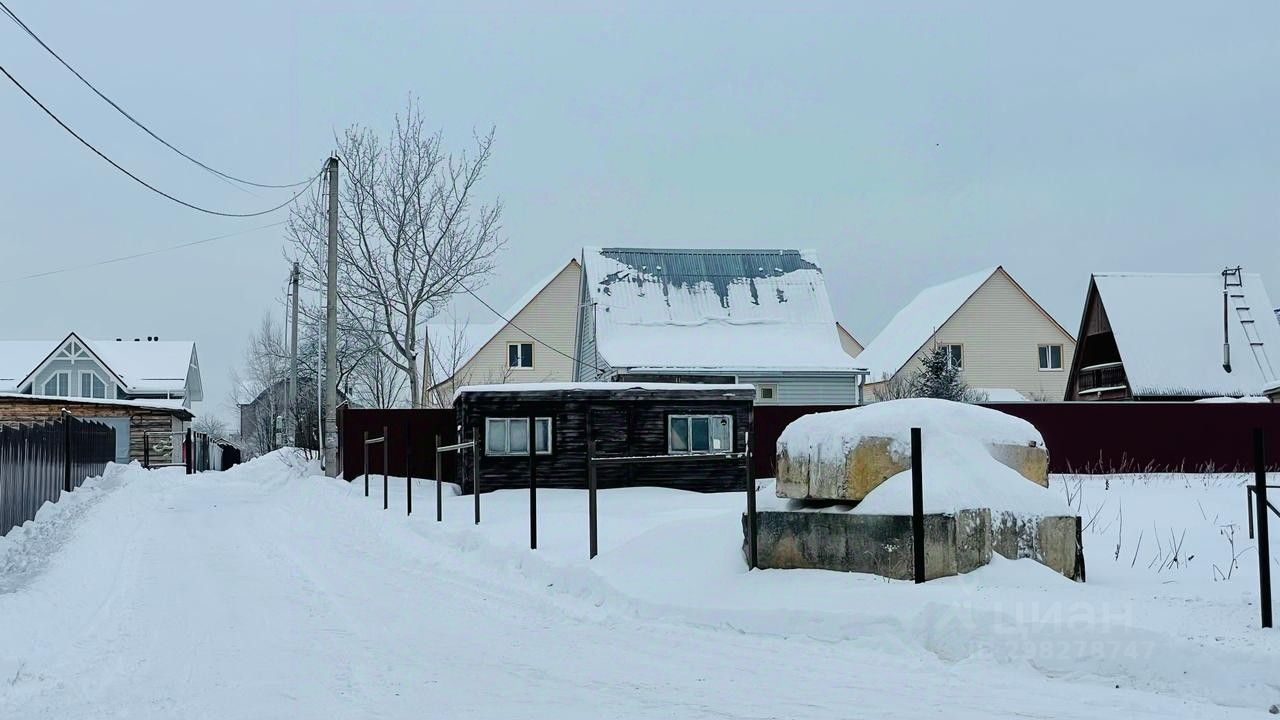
[507, 342, 534, 369]
[42, 371, 70, 397]
[942, 344, 964, 370]
[667, 414, 734, 455]
[1037, 344, 1064, 372]
[755, 383, 779, 403]
[485, 417, 552, 456]
[79, 369, 107, 398]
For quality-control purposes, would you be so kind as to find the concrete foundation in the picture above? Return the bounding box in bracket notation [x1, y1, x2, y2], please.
[776, 438, 1049, 502]
[746, 508, 1084, 581]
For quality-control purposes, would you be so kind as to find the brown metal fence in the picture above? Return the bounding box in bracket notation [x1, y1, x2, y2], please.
[337, 405, 458, 481]
[0, 412, 115, 537]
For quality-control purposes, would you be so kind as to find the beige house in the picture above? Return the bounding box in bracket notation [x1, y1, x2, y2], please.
[836, 322, 863, 358]
[427, 258, 582, 405]
[857, 266, 1076, 401]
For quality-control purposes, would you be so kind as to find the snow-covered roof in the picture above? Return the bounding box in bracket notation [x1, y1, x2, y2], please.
[0, 392, 194, 417]
[855, 267, 998, 379]
[0, 334, 200, 398]
[454, 381, 754, 402]
[1091, 272, 1280, 397]
[582, 247, 859, 372]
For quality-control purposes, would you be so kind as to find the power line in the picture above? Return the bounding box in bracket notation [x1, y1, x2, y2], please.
[0, 0, 312, 190]
[457, 283, 605, 375]
[0, 220, 287, 284]
[0, 63, 322, 217]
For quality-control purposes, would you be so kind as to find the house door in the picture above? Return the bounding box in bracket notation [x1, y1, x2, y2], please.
[95, 417, 131, 464]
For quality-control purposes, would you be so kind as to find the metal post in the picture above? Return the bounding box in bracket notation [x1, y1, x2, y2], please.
[745, 427, 757, 570]
[382, 425, 389, 511]
[185, 428, 193, 475]
[405, 421, 412, 516]
[911, 427, 925, 584]
[62, 409, 71, 494]
[472, 425, 481, 525]
[323, 155, 340, 476]
[363, 430, 369, 498]
[143, 432, 149, 469]
[1254, 428, 1272, 629]
[529, 416, 537, 550]
[434, 433, 443, 522]
[587, 412, 597, 559]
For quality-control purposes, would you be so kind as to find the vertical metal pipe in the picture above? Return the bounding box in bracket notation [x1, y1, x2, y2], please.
[473, 424, 480, 525]
[1254, 428, 1272, 629]
[363, 430, 369, 498]
[62, 410, 71, 494]
[143, 432, 149, 470]
[911, 427, 925, 584]
[586, 411, 597, 559]
[745, 426, 757, 570]
[382, 426, 389, 510]
[529, 416, 537, 550]
[405, 421, 412, 516]
[434, 433, 442, 522]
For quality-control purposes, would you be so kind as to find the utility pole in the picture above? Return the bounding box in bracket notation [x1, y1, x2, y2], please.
[289, 261, 300, 446]
[323, 155, 340, 476]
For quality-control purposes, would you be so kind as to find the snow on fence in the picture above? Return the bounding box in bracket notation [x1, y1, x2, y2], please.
[0, 412, 114, 536]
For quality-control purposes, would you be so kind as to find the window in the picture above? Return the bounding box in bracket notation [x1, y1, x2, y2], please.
[1038, 344, 1063, 371]
[755, 384, 778, 402]
[668, 414, 733, 454]
[42, 371, 69, 397]
[485, 417, 551, 456]
[80, 371, 106, 398]
[507, 342, 533, 369]
[942, 344, 963, 370]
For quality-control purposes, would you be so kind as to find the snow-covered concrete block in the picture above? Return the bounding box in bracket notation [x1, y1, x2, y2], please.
[775, 399, 1049, 502]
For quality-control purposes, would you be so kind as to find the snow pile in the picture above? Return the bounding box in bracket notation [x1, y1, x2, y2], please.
[779, 399, 1070, 515]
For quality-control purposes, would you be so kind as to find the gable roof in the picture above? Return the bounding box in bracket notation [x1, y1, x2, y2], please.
[0, 334, 200, 398]
[855, 267, 998, 379]
[1086, 272, 1280, 397]
[428, 258, 579, 388]
[581, 247, 856, 371]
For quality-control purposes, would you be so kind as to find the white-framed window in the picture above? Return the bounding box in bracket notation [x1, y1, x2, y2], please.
[485, 417, 551, 456]
[942, 344, 963, 370]
[79, 371, 107, 398]
[42, 371, 70, 397]
[507, 342, 533, 369]
[668, 414, 733, 454]
[1038, 344, 1063, 371]
[755, 384, 778, 402]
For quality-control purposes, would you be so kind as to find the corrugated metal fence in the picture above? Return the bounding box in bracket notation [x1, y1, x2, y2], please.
[0, 414, 114, 536]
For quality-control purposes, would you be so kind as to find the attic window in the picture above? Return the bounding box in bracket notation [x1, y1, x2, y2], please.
[508, 342, 533, 369]
[1038, 344, 1063, 371]
[43, 371, 69, 397]
[943, 344, 963, 370]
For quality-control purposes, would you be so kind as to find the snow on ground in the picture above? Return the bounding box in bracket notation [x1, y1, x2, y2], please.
[0, 452, 1276, 718]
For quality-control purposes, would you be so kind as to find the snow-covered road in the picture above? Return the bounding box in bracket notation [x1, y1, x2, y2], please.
[0, 456, 1267, 718]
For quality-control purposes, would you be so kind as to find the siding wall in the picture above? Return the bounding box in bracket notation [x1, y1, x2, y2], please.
[29, 357, 119, 399]
[836, 324, 863, 357]
[734, 371, 860, 406]
[437, 261, 583, 396]
[874, 270, 1076, 400]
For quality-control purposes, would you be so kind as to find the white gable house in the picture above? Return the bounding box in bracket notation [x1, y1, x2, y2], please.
[0, 332, 203, 406]
[574, 248, 866, 405]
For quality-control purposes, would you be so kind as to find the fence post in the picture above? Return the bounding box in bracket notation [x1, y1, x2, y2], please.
[1254, 428, 1272, 629]
[382, 425, 389, 511]
[185, 428, 193, 475]
[911, 427, 925, 584]
[61, 409, 72, 494]
[405, 421, 412, 517]
[473, 423, 481, 525]
[587, 411, 597, 559]
[434, 434, 442, 522]
[529, 416, 537, 551]
[363, 430, 369, 498]
[143, 433, 149, 470]
[745, 428, 756, 570]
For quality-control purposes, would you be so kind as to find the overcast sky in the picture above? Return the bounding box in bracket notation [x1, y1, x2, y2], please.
[0, 1, 1276, 423]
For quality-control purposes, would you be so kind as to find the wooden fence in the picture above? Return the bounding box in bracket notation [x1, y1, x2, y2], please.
[0, 414, 115, 536]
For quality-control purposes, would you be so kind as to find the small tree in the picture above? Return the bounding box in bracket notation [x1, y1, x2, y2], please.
[909, 343, 986, 403]
[193, 415, 230, 440]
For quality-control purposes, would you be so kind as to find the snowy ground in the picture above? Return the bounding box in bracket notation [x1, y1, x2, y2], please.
[0, 452, 1276, 718]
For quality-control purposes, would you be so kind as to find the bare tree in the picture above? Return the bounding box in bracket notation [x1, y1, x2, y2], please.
[287, 99, 505, 407]
[193, 415, 230, 440]
[229, 314, 291, 455]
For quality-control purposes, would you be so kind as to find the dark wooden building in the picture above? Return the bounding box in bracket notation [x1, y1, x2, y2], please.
[454, 383, 755, 493]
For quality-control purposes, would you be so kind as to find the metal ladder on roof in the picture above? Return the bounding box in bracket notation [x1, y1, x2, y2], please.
[1222, 267, 1278, 383]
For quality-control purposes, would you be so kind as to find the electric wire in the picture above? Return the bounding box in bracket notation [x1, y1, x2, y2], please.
[0, 64, 322, 217]
[0, 0, 312, 189]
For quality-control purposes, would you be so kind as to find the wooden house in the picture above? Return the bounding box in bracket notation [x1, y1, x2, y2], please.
[454, 382, 755, 493]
